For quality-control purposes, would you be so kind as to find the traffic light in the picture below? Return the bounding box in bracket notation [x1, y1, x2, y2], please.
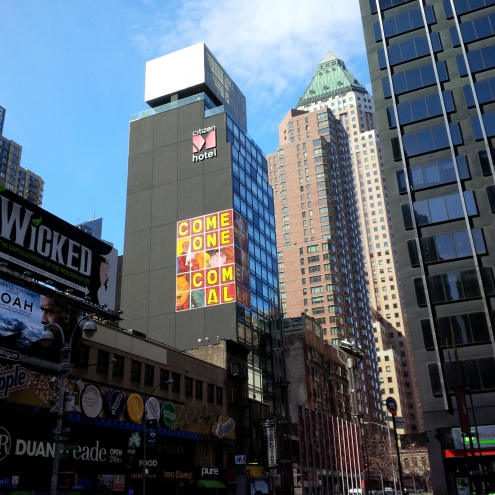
[57, 472, 78, 488]
[362, 452, 368, 469]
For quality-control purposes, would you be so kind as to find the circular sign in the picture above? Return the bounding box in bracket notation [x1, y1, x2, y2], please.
[145, 397, 160, 421]
[105, 389, 126, 419]
[80, 384, 103, 418]
[127, 393, 144, 423]
[161, 401, 176, 428]
[0, 427, 11, 461]
[386, 396, 398, 416]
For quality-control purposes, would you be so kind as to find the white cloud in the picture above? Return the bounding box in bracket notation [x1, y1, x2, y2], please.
[131, 0, 369, 103]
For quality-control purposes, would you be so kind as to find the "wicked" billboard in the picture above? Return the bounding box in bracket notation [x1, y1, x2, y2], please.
[0, 187, 117, 310]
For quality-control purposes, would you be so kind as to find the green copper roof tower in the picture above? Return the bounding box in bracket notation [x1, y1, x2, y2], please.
[297, 51, 368, 108]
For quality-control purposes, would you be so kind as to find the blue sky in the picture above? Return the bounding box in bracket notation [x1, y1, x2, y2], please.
[0, 0, 370, 254]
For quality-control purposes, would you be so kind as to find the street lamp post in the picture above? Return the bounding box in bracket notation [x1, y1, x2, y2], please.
[364, 421, 397, 493]
[142, 379, 174, 495]
[40, 315, 98, 495]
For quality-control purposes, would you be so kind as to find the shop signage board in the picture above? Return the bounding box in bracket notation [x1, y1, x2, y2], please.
[266, 426, 277, 468]
[453, 425, 495, 450]
[0, 187, 118, 309]
[80, 384, 103, 418]
[260, 418, 275, 428]
[235, 455, 246, 464]
[0, 364, 29, 399]
[0, 347, 19, 362]
[161, 401, 176, 428]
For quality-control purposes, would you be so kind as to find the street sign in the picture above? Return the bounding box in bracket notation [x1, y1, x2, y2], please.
[53, 427, 71, 435]
[385, 396, 398, 417]
[63, 444, 77, 451]
[235, 455, 246, 464]
[0, 347, 20, 362]
[53, 435, 70, 443]
[260, 418, 275, 428]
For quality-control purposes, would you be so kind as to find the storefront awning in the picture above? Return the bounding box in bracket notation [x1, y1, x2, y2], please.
[195, 480, 226, 489]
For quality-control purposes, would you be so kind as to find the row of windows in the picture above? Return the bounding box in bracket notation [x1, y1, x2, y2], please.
[444, 0, 495, 19]
[382, 61, 448, 98]
[373, 6, 435, 42]
[457, 45, 495, 76]
[415, 267, 495, 305]
[429, 357, 495, 396]
[378, 32, 441, 69]
[408, 227, 486, 265]
[387, 91, 455, 128]
[422, 311, 493, 350]
[370, 0, 414, 14]
[463, 76, 495, 107]
[397, 156, 469, 194]
[450, 13, 495, 46]
[79, 348, 222, 403]
[402, 190, 477, 228]
[471, 112, 495, 140]
[393, 122, 462, 159]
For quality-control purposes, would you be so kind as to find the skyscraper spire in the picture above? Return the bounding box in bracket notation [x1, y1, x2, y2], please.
[297, 52, 368, 107]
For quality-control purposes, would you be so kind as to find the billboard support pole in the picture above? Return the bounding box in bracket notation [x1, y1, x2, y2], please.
[43, 315, 97, 495]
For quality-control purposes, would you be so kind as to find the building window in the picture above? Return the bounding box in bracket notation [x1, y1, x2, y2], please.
[112, 355, 124, 379]
[144, 364, 154, 386]
[216, 387, 223, 405]
[207, 384, 214, 403]
[96, 349, 110, 375]
[77, 344, 90, 369]
[131, 360, 142, 383]
[171, 373, 181, 393]
[160, 369, 170, 389]
[196, 380, 203, 399]
[185, 377, 193, 397]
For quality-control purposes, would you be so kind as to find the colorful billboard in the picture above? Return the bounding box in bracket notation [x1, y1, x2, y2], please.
[0, 279, 83, 362]
[176, 209, 250, 311]
[0, 187, 118, 310]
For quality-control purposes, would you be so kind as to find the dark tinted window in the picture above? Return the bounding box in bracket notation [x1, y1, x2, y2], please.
[444, 0, 495, 19]
[402, 123, 462, 158]
[465, 77, 495, 108]
[96, 349, 110, 375]
[207, 384, 214, 403]
[131, 360, 141, 383]
[113, 355, 124, 379]
[471, 112, 495, 140]
[216, 387, 223, 405]
[396, 155, 470, 194]
[416, 228, 485, 264]
[424, 267, 495, 304]
[77, 344, 90, 369]
[370, 0, 415, 13]
[185, 377, 193, 397]
[378, 33, 442, 69]
[196, 380, 203, 399]
[373, 6, 435, 41]
[160, 369, 170, 389]
[171, 372, 181, 393]
[382, 61, 448, 98]
[457, 46, 495, 76]
[413, 191, 477, 226]
[388, 91, 455, 127]
[144, 364, 154, 386]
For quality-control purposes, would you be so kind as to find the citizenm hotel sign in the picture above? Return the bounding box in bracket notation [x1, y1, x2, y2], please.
[176, 209, 250, 311]
[192, 126, 217, 163]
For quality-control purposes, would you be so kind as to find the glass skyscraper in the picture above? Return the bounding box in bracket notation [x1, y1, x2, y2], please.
[359, 0, 495, 491]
